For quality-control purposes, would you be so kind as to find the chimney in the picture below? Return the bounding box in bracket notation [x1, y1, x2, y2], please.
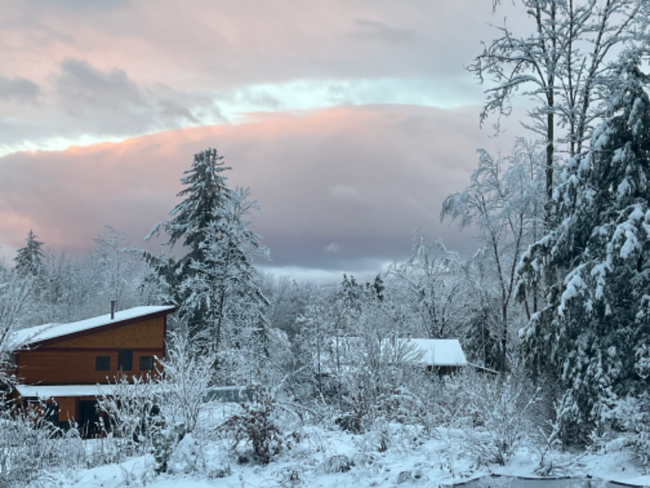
[110, 300, 116, 320]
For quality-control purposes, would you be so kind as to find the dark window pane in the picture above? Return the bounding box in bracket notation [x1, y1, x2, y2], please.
[118, 350, 133, 371]
[139, 356, 154, 371]
[96, 356, 110, 371]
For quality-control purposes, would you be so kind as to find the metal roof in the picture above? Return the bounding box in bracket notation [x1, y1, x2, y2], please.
[13, 305, 176, 348]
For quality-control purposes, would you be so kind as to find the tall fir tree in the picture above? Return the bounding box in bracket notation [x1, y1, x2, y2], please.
[14, 230, 44, 275]
[146, 149, 235, 322]
[517, 57, 650, 444]
[148, 148, 234, 276]
[180, 187, 269, 354]
[147, 148, 269, 356]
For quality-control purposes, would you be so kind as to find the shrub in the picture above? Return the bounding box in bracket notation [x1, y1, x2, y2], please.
[608, 392, 650, 471]
[96, 375, 159, 461]
[220, 389, 283, 465]
[463, 373, 539, 466]
[167, 432, 205, 474]
[0, 401, 61, 487]
[319, 454, 353, 474]
[152, 423, 187, 474]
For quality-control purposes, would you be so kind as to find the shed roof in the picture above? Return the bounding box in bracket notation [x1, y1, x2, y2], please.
[325, 337, 468, 367]
[398, 338, 467, 366]
[13, 305, 176, 348]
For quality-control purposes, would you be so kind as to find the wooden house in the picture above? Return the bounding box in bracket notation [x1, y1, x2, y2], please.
[8, 305, 176, 430]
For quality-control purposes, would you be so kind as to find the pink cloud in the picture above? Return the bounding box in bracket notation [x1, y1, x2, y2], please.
[0, 105, 514, 270]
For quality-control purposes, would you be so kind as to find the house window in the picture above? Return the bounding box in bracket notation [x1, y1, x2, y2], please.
[95, 356, 110, 371]
[139, 356, 154, 371]
[118, 350, 133, 371]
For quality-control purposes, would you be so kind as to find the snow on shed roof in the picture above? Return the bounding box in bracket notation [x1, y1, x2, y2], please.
[13, 305, 176, 347]
[328, 337, 468, 367]
[15, 384, 137, 400]
[398, 338, 467, 366]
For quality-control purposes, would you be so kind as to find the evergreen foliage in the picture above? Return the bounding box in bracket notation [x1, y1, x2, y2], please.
[147, 148, 234, 284]
[518, 58, 650, 443]
[147, 148, 269, 358]
[180, 187, 270, 354]
[14, 230, 44, 275]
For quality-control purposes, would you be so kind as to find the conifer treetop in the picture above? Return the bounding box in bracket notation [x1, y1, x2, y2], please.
[147, 148, 235, 252]
[14, 230, 44, 275]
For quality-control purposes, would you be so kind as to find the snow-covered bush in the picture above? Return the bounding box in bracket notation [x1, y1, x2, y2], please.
[608, 392, 650, 471]
[430, 369, 542, 466]
[152, 423, 187, 474]
[331, 328, 430, 431]
[422, 370, 475, 428]
[150, 329, 216, 473]
[219, 389, 284, 465]
[96, 375, 159, 461]
[156, 330, 215, 434]
[410, 368, 490, 431]
[463, 373, 539, 466]
[167, 432, 206, 474]
[0, 402, 61, 487]
[319, 454, 353, 474]
[54, 424, 94, 471]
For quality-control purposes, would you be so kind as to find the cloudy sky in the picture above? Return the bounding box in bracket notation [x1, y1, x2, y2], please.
[0, 0, 524, 282]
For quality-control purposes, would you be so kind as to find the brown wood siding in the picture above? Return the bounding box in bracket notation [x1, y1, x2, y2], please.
[16, 348, 164, 385]
[47, 317, 165, 349]
[56, 397, 77, 422]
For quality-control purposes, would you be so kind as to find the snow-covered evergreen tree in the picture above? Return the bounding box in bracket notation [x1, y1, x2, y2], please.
[146, 148, 237, 325]
[148, 148, 234, 261]
[0, 267, 36, 384]
[180, 187, 269, 355]
[518, 57, 650, 443]
[14, 230, 44, 275]
[461, 249, 504, 370]
[148, 148, 269, 366]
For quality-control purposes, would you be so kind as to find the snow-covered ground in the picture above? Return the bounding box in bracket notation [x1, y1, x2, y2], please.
[35, 403, 650, 488]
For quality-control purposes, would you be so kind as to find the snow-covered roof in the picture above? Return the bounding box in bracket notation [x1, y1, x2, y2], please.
[15, 384, 139, 399]
[13, 305, 176, 347]
[324, 337, 467, 367]
[398, 338, 467, 367]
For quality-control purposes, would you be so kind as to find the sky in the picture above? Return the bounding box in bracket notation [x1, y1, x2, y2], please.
[0, 0, 525, 283]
